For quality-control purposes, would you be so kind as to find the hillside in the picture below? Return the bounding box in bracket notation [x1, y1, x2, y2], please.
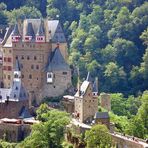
[0, 0, 148, 95]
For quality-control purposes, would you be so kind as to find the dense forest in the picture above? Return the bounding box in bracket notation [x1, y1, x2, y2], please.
[0, 0, 148, 96]
[0, 0, 148, 144]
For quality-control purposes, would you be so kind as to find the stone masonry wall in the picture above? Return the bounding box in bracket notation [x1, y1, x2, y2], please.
[0, 100, 29, 119]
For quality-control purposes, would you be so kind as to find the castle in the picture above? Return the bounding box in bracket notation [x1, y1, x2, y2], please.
[0, 19, 71, 105]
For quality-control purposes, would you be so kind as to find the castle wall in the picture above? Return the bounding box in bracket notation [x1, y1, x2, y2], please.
[111, 133, 146, 148]
[0, 122, 31, 142]
[39, 70, 71, 103]
[12, 42, 52, 92]
[2, 47, 13, 88]
[0, 100, 29, 119]
[100, 93, 111, 111]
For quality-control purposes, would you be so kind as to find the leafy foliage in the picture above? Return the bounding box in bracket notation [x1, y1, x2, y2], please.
[18, 105, 70, 148]
[85, 124, 112, 148]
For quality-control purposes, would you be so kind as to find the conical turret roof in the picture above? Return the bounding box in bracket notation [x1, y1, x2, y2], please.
[93, 78, 98, 93]
[46, 48, 69, 72]
[25, 22, 35, 37]
[12, 24, 20, 36]
[36, 22, 44, 36]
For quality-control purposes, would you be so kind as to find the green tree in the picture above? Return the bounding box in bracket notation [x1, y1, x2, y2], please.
[19, 108, 70, 148]
[85, 124, 112, 148]
[137, 91, 148, 131]
[5, 6, 41, 24]
[127, 117, 146, 138]
[140, 28, 148, 46]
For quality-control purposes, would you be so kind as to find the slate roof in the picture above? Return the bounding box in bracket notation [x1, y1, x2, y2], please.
[12, 24, 20, 36]
[46, 48, 69, 71]
[93, 80, 98, 92]
[0, 59, 28, 102]
[9, 80, 28, 101]
[94, 112, 109, 119]
[19, 106, 32, 119]
[48, 20, 59, 38]
[25, 22, 35, 37]
[48, 20, 66, 43]
[75, 80, 90, 97]
[15, 59, 21, 71]
[2, 19, 66, 45]
[36, 21, 44, 36]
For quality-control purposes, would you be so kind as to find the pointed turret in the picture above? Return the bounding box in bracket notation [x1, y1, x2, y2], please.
[14, 59, 21, 82]
[36, 22, 44, 36]
[11, 24, 21, 42]
[86, 72, 93, 82]
[36, 21, 45, 43]
[93, 77, 98, 97]
[24, 22, 34, 42]
[12, 24, 20, 36]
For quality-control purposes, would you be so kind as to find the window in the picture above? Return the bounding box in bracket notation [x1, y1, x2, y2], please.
[4, 57, 7, 62]
[36, 65, 39, 70]
[63, 72, 67, 75]
[7, 58, 11, 62]
[27, 56, 30, 60]
[48, 73, 52, 78]
[21, 56, 24, 60]
[14, 74, 18, 78]
[25, 37, 29, 40]
[16, 56, 18, 59]
[29, 74, 32, 79]
[31, 65, 34, 69]
[9, 50, 11, 53]
[34, 56, 37, 60]
[8, 75, 11, 80]
[15, 86, 18, 90]
[8, 66, 12, 71]
[14, 94, 16, 98]
[22, 74, 24, 78]
[21, 64, 23, 69]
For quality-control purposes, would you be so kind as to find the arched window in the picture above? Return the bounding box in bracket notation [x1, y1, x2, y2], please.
[48, 73, 52, 78]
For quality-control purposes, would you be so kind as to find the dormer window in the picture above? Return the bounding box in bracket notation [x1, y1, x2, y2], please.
[14, 74, 18, 78]
[36, 36, 45, 43]
[24, 36, 32, 42]
[12, 36, 21, 43]
[47, 72, 53, 83]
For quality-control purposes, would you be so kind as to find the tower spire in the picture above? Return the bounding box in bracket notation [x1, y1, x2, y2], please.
[14, 59, 21, 82]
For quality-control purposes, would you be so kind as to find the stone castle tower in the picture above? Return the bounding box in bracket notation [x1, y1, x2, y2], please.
[0, 19, 71, 105]
[74, 73, 98, 123]
[100, 93, 111, 111]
